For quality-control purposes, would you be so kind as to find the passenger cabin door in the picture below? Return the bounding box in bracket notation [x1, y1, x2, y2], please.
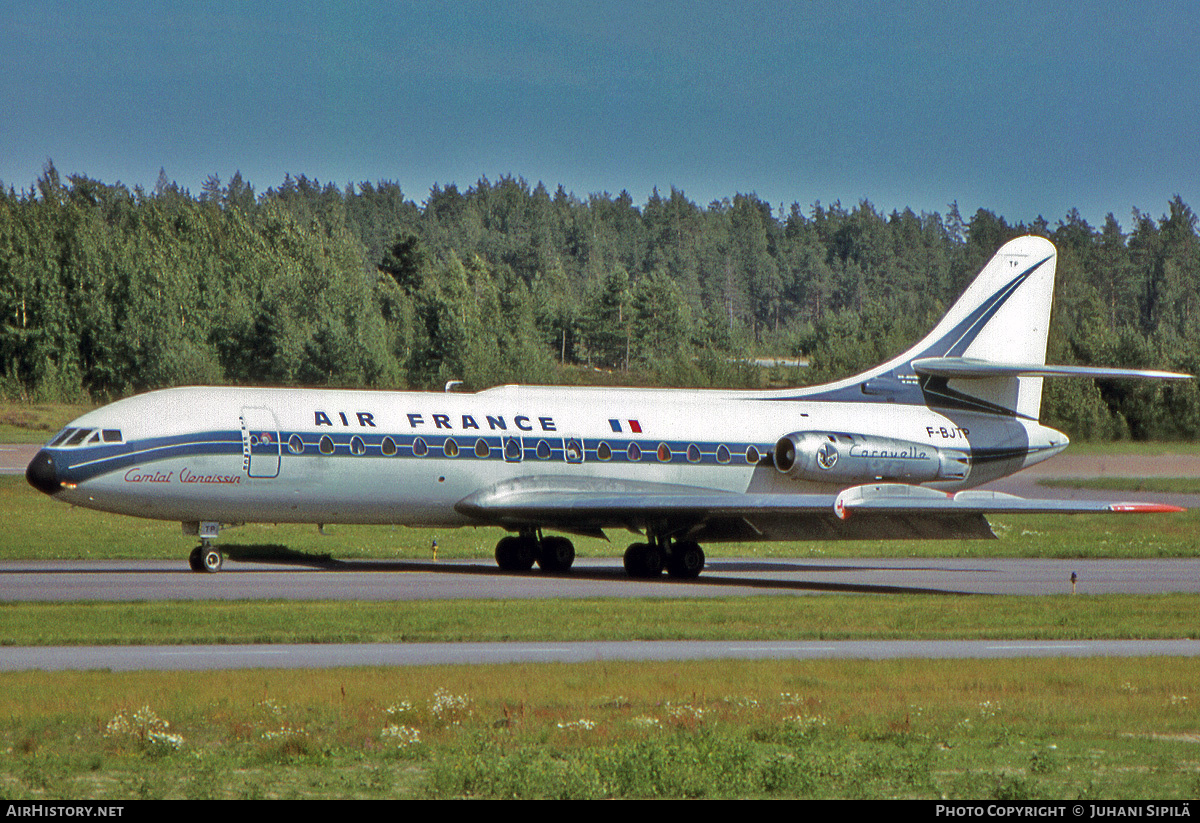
[240, 406, 281, 478]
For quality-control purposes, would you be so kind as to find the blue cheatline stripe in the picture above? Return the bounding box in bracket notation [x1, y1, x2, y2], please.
[52, 431, 777, 484]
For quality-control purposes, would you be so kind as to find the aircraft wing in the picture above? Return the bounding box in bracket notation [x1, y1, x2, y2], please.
[455, 477, 1182, 542]
[455, 476, 832, 532]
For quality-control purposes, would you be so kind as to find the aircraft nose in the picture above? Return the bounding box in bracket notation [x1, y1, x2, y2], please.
[25, 449, 59, 495]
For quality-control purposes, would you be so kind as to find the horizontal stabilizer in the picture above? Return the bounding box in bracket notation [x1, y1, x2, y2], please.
[911, 357, 1192, 381]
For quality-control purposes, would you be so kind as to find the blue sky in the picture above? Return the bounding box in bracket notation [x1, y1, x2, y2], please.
[3, 1, 1197, 228]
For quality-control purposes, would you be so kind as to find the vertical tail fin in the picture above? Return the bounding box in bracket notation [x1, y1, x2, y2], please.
[792, 235, 1185, 418]
[789, 236, 1058, 420]
[903, 235, 1057, 419]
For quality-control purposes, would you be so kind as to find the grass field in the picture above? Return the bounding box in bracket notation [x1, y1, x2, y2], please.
[0, 401, 92, 443]
[3, 594, 1200, 646]
[1040, 477, 1200, 494]
[1, 659, 1197, 799]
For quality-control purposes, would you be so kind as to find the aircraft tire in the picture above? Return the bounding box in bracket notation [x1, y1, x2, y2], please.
[188, 547, 205, 572]
[623, 542, 663, 578]
[537, 536, 575, 572]
[495, 535, 537, 572]
[201, 547, 223, 573]
[667, 541, 705, 579]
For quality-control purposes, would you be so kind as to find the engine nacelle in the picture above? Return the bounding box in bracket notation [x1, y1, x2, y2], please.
[773, 431, 969, 484]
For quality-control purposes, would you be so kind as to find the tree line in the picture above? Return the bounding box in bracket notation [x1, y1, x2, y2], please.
[2, 163, 1198, 440]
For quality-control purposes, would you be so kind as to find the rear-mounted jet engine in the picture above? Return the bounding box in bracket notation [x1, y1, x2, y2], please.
[773, 431, 969, 484]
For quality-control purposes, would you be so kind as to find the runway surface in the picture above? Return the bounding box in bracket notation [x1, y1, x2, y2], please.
[4, 556, 1200, 600]
[5, 639, 1199, 672]
[0, 443, 37, 474]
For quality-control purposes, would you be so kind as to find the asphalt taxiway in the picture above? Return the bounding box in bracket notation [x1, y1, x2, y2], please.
[4, 556, 1200, 600]
[4, 639, 1199, 672]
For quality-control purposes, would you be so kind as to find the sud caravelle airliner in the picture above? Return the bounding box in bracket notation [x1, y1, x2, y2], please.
[26, 236, 1191, 577]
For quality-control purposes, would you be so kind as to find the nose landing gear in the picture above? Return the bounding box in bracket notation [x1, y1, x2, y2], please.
[188, 543, 223, 573]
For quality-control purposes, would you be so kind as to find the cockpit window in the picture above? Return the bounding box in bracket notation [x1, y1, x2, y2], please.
[49, 428, 77, 447]
[49, 427, 120, 448]
[65, 429, 93, 446]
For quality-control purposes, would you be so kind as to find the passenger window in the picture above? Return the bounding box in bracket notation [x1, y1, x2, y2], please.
[716, 444, 731, 464]
[474, 438, 490, 458]
[504, 438, 521, 460]
[350, 436, 366, 456]
[289, 434, 305, 454]
[413, 437, 428, 457]
[597, 442, 612, 461]
[536, 440, 552, 460]
[627, 442, 642, 461]
[657, 443, 671, 462]
[443, 438, 459, 458]
[746, 445, 760, 464]
[381, 437, 397, 456]
[687, 444, 701, 463]
[319, 435, 335, 455]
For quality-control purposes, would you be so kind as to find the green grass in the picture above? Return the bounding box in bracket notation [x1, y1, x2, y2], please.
[1, 659, 1197, 799]
[3, 594, 1200, 647]
[1040, 477, 1200, 494]
[1060, 439, 1200, 456]
[0, 401, 93, 443]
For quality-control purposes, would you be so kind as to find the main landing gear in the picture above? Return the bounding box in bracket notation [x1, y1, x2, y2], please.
[494, 530, 576, 572]
[492, 530, 706, 579]
[624, 537, 705, 579]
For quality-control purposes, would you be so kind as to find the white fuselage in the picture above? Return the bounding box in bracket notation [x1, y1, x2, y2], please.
[38, 384, 1068, 530]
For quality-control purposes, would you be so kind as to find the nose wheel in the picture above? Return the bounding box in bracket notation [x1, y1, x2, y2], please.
[188, 544, 224, 573]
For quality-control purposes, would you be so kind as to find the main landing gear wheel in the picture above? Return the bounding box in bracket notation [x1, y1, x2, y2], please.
[623, 539, 706, 579]
[623, 542, 665, 578]
[537, 536, 576, 572]
[495, 534, 576, 572]
[189, 545, 223, 573]
[495, 535, 537, 571]
[666, 541, 705, 579]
